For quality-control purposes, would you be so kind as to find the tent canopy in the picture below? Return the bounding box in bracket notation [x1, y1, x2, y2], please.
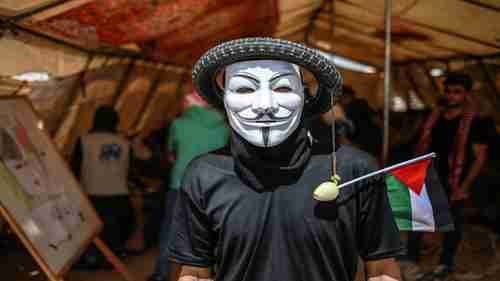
[1, 0, 498, 66]
[0, 0, 499, 155]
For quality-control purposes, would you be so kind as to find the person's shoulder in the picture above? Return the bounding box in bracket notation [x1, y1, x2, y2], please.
[170, 118, 184, 129]
[472, 114, 494, 126]
[184, 148, 234, 177]
[339, 145, 378, 166]
[470, 115, 496, 140]
[181, 149, 234, 196]
[335, 145, 384, 195]
[85, 132, 129, 143]
[114, 134, 130, 145]
[308, 145, 379, 176]
[306, 153, 331, 172]
[353, 98, 369, 106]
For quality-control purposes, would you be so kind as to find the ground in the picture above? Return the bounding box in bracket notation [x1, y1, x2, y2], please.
[1, 245, 157, 281]
[2, 224, 499, 281]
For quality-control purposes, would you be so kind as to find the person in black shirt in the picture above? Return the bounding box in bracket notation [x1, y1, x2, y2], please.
[470, 120, 500, 275]
[167, 38, 403, 281]
[340, 86, 382, 158]
[403, 73, 493, 281]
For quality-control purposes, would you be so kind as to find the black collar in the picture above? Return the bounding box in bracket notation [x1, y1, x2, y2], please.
[230, 123, 312, 191]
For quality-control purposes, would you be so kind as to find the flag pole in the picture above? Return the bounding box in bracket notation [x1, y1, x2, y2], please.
[337, 153, 436, 189]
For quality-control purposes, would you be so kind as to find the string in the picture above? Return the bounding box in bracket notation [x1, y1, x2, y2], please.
[331, 91, 336, 178]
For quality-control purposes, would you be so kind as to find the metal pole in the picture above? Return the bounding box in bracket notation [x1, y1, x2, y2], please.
[382, 0, 392, 165]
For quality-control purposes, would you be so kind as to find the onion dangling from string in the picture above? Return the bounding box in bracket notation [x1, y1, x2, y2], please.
[313, 174, 341, 201]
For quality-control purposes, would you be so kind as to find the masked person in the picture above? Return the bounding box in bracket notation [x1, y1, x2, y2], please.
[167, 38, 403, 281]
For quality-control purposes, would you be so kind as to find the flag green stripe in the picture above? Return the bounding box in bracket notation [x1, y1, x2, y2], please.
[386, 174, 412, 230]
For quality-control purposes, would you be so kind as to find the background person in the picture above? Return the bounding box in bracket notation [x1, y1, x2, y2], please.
[402, 73, 494, 281]
[148, 91, 229, 281]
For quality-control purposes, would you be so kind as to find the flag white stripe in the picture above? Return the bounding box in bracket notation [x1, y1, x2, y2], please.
[410, 183, 436, 231]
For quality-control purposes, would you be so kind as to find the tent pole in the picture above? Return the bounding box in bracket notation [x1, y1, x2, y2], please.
[405, 65, 435, 107]
[54, 54, 94, 136]
[397, 52, 500, 66]
[8, 22, 188, 69]
[478, 59, 500, 106]
[112, 60, 136, 106]
[419, 62, 439, 94]
[10, 0, 73, 22]
[382, 0, 392, 165]
[304, 2, 324, 45]
[130, 69, 164, 132]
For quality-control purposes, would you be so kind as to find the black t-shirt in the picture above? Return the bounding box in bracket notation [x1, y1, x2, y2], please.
[168, 145, 403, 281]
[344, 99, 382, 156]
[487, 128, 500, 170]
[307, 115, 333, 155]
[344, 99, 375, 130]
[430, 115, 492, 186]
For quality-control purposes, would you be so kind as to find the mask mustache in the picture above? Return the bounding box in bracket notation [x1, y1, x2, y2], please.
[256, 114, 275, 122]
[238, 112, 291, 122]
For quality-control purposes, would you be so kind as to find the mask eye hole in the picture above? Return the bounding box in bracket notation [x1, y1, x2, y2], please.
[235, 87, 255, 94]
[274, 86, 293, 93]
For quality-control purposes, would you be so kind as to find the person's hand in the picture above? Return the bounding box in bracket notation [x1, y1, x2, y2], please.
[132, 137, 152, 160]
[450, 183, 470, 201]
[167, 152, 176, 163]
[450, 190, 467, 201]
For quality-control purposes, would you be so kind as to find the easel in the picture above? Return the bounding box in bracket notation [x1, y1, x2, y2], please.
[0, 204, 142, 281]
[0, 97, 143, 281]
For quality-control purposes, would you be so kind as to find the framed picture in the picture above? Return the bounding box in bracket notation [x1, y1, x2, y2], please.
[0, 97, 102, 279]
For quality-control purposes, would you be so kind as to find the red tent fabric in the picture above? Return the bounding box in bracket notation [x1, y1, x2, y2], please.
[35, 0, 279, 64]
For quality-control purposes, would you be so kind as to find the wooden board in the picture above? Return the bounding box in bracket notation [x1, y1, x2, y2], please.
[0, 97, 102, 279]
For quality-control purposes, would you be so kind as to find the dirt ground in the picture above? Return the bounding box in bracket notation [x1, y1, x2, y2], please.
[2, 223, 499, 281]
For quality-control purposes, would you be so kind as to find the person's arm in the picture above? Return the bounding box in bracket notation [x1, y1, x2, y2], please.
[357, 157, 404, 277]
[131, 135, 152, 161]
[172, 264, 213, 281]
[167, 123, 177, 163]
[460, 143, 487, 195]
[365, 258, 401, 281]
[167, 161, 216, 279]
[457, 117, 492, 198]
[70, 139, 83, 179]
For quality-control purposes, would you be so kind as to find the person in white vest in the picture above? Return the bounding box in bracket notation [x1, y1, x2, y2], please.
[71, 105, 147, 269]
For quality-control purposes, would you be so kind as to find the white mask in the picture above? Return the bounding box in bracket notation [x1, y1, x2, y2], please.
[224, 60, 304, 147]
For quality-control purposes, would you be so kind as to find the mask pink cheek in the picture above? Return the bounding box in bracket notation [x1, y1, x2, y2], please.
[275, 94, 304, 110]
[224, 93, 253, 112]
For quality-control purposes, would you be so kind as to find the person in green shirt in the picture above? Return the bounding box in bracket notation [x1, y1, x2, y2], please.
[148, 91, 229, 281]
[167, 106, 229, 190]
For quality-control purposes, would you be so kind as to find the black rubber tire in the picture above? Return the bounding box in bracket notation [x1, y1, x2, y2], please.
[192, 37, 342, 116]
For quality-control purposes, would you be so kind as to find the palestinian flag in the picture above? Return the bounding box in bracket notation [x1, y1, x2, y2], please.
[386, 157, 454, 232]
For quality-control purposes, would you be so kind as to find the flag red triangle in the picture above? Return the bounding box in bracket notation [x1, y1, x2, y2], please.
[390, 158, 431, 195]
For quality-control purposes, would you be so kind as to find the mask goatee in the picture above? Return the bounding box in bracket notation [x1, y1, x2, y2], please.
[262, 127, 270, 147]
